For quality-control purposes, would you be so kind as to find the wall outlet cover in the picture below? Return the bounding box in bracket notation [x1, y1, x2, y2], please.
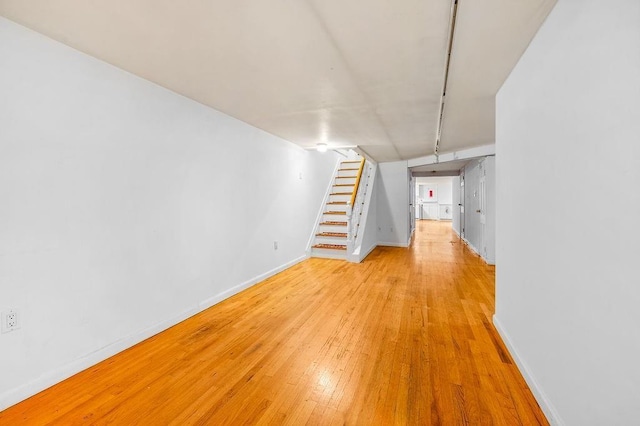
[1, 309, 20, 333]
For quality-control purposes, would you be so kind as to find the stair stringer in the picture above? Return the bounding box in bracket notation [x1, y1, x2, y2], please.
[347, 161, 378, 263]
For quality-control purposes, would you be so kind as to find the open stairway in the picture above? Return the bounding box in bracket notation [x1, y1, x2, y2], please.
[311, 155, 372, 260]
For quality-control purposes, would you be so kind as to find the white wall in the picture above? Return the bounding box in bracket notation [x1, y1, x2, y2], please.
[462, 161, 480, 249]
[415, 176, 453, 220]
[409, 175, 416, 235]
[415, 176, 453, 204]
[456, 158, 495, 264]
[495, 1, 640, 425]
[359, 175, 378, 259]
[452, 176, 461, 235]
[0, 18, 338, 409]
[483, 157, 495, 264]
[376, 161, 410, 246]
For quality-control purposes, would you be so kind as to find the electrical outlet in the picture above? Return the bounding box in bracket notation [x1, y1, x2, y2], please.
[273, 241, 278, 250]
[1, 309, 20, 333]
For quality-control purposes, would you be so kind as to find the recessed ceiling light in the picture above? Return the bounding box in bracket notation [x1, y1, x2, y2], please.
[317, 143, 328, 153]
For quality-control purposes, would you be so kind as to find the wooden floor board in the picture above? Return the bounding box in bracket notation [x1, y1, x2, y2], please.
[0, 220, 548, 425]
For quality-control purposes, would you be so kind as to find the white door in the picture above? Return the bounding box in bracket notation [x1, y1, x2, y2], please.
[479, 165, 487, 258]
[410, 175, 416, 231]
[460, 174, 465, 238]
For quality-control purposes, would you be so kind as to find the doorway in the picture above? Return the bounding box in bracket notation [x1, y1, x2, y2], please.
[414, 177, 454, 223]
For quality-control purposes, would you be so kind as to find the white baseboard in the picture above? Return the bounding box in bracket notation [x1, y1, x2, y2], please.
[0, 306, 197, 411]
[460, 237, 495, 265]
[309, 249, 347, 260]
[461, 237, 479, 255]
[0, 254, 309, 412]
[378, 241, 409, 248]
[451, 232, 495, 266]
[493, 315, 565, 426]
[348, 242, 378, 263]
[199, 254, 308, 310]
[358, 243, 378, 261]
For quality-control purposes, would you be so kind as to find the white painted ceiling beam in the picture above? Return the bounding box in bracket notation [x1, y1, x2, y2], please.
[407, 144, 495, 168]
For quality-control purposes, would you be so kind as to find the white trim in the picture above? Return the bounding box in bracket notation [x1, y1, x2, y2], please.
[0, 307, 196, 411]
[310, 250, 347, 260]
[199, 254, 308, 310]
[461, 236, 495, 266]
[493, 315, 565, 426]
[354, 146, 377, 165]
[349, 162, 377, 263]
[408, 144, 496, 168]
[0, 254, 309, 412]
[377, 241, 409, 248]
[356, 242, 378, 262]
[462, 236, 480, 256]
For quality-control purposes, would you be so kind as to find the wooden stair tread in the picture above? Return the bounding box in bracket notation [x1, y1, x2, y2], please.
[312, 244, 347, 250]
[316, 232, 347, 238]
[313, 157, 362, 256]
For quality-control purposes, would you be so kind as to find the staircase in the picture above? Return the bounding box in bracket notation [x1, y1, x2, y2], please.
[311, 157, 365, 259]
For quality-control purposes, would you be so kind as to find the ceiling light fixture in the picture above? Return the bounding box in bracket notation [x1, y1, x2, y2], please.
[316, 143, 328, 153]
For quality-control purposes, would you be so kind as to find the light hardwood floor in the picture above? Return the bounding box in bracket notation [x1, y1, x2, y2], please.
[0, 221, 548, 425]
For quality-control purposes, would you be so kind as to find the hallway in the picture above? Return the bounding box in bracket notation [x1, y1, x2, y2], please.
[0, 221, 547, 425]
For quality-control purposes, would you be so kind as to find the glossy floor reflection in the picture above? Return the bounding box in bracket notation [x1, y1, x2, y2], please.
[0, 220, 547, 425]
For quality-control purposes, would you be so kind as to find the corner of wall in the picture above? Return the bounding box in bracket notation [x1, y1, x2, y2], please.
[492, 315, 565, 426]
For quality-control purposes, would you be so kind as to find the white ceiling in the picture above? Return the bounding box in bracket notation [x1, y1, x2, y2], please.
[440, 0, 557, 153]
[0, 0, 556, 162]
